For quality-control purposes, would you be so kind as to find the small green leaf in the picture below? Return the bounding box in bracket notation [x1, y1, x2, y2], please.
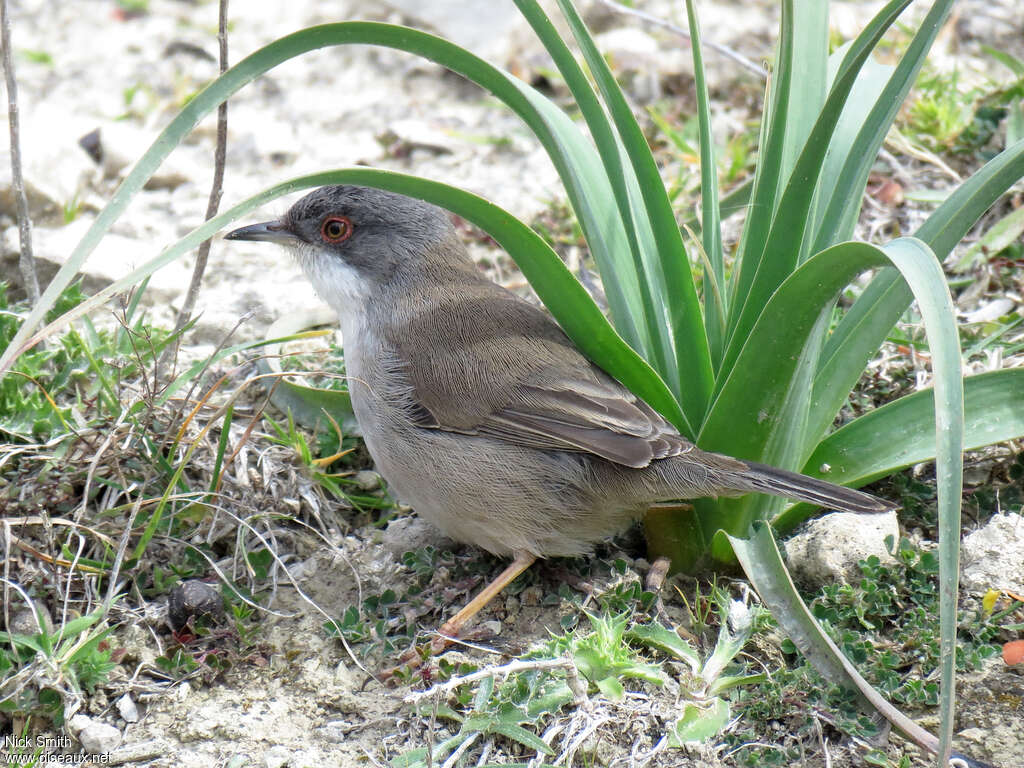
[708, 672, 767, 696]
[524, 683, 574, 719]
[573, 647, 604, 682]
[389, 748, 428, 768]
[462, 713, 498, 733]
[625, 622, 701, 673]
[954, 204, 1024, 271]
[668, 698, 731, 746]
[595, 676, 625, 701]
[473, 675, 494, 711]
[490, 722, 554, 755]
[414, 702, 463, 723]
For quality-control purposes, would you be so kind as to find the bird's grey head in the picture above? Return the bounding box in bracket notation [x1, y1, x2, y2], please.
[225, 185, 458, 311]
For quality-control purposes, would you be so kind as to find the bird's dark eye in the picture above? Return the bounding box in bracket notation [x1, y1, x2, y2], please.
[321, 216, 353, 243]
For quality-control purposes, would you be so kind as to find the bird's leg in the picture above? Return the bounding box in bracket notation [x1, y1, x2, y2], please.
[431, 550, 537, 653]
[381, 551, 536, 683]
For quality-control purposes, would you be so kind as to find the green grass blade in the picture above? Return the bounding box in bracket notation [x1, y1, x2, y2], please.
[684, 0, 725, 368]
[811, 0, 955, 252]
[720, 0, 912, 381]
[207, 402, 233, 502]
[728, 0, 827, 313]
[810, 138, 1024, 444]
[684, 178, 752, 238]
[513, 0, 673, 388]
[549, 0, 714, 418]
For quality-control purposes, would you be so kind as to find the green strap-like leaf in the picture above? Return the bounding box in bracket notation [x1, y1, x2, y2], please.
[539, 0, 714, 418]
[810, 138, 1024, 446]
[700, 240, 961, 558]
[811, 0, 955, 251]
[719, 0, 912, 384]
[729, 0, 827, 311]
[727, 237, 962, 767]
[699, 243, 889, 542]
[701, 242, 890, 460]
[513, 0, 666, 375]
[684, 0, 726, 369]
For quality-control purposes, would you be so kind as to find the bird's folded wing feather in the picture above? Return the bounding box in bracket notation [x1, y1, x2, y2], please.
[479, 384, 688, 467]
[387, 282, 692, 468]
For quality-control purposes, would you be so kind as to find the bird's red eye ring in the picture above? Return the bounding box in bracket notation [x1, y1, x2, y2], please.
[321, 216, 353, 243]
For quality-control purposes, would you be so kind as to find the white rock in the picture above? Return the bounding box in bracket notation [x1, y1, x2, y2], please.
[264, 745, 292, 768]
[176, 680, 192, 701]
[0, 152, 63, 226]
[319, 720, 350, 743]
[116, 693, 140, 723]
[784, 510, 900, 585]
[595, 26, 685, 101]
[286, 556, 318, 582]
[962, 298, 1016, 324]
[594, 27, 661, 66]
[352, 470, 382, 491]
[377, 515, 454, 556]
[68, 714, 122, 754]
[961, 512, 1024, 594]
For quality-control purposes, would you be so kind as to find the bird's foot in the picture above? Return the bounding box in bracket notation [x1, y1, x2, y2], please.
[377, 552, 537, 685]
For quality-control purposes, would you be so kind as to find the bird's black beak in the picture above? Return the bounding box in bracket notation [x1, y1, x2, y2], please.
[224, 220, 302, 245]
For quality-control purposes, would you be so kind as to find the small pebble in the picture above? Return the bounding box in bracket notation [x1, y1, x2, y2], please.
[116, 693, 140, 723]
[167, 579, 224, 631]
[264, 744, 292, 768]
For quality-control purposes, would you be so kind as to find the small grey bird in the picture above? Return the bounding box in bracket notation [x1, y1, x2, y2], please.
[226, 186, 887, 642]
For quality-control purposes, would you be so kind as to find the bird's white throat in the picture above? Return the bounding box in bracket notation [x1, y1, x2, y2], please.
[294, 243, 371, 340]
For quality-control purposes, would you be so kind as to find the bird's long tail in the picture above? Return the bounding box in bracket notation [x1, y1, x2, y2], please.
[729, 460, 889, 514]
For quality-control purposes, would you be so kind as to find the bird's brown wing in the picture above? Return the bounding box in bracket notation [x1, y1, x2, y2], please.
[478, 381, 691, 467]
[384, 277, 692, 468]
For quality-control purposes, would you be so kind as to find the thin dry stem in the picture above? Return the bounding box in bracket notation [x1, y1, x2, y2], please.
[164, 0, 230, 367]
[0, 0, 39, 302]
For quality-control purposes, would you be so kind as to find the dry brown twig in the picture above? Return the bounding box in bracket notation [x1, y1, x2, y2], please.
[163, 0, 231, 369]
[0, 0, 39, 303]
